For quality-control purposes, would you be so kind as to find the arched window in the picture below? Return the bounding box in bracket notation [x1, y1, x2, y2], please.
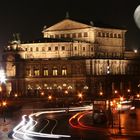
[62, 46, 65, 51]
[118, 34, 121, 38]
[34, 69, 40, 76]
[36, 47, 39, 51]
[72, 33, 76, 38]
[78, 33, 82, 38]
[84, 32, 88, 37]
[42, 47, 45, 51]
[30, 47, 33, 51]
[110, 33, 113, 38]
[53, 67, 58, 76]
[83, 47, 85, 51]
[48, 47, 51, 51]
[55, 46, 58, 51]
[98, 32, 101, 37]
[62, 67, 67, 76]
[114, 33, 117, 38]
[43, 69, 48, 76]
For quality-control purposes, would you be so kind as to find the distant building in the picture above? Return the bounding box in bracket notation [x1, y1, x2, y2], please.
[2, 18, 140, 99]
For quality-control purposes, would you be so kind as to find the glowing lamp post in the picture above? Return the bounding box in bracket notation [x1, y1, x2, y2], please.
[120, 96, 124, 102]
[127, 89, 131, 93]
[137, 94, 140, 98]
[48, 95, 52, 101]
[14, 93, 18, 98]
[2, 101, 7, 122]
[117, 103, 122, 134]
[78, 93, 83, 99]
[41, 92, 45, 96]
[114, 90, 118, 94]
[78, 93, 83, 102]
[99, 91, 103, 96]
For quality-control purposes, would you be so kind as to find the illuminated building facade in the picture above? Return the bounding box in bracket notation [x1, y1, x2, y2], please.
[2, 18, 140, 99]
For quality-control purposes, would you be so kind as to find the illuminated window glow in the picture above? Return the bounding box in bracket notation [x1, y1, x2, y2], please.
[43, 69, 48, 76]
[53, 69, 58, 76]
[62, 69, 67, 76]
[34, 69, 40, 76]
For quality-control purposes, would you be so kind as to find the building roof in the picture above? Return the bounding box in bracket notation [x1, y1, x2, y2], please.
[42, 19, 92, 32]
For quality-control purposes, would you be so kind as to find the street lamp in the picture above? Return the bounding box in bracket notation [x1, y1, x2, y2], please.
[127, 89, 131, 93]
[48, 95, 52, 101]
[120, 96, 124, 102]
[78, 93, 83, 101]
[137, 94, 140, 98]
[78, 93, 83, 98]
[14, 93, 18, 98]
[114, 90, 118, 94]
[117, 102, 122, 134]
[41, 92, 45, 96]
[99, 91, 103, 96]
[2, 101, 7, 122]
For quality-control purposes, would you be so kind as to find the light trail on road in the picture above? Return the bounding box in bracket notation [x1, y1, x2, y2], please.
[39, 119, 49, 133]
[69, 111, 108, 132]
[12, 105, 92, 139]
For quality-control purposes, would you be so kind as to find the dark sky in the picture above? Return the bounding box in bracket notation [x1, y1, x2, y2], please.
[0, 0, 140, 49]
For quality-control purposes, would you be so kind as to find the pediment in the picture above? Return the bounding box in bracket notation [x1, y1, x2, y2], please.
[43, 19, 92, 32]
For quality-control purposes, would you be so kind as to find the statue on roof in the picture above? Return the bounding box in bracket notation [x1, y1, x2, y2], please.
[65, 11, 70, 19]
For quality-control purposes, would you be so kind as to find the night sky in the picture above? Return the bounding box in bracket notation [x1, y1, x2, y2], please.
[0, 0, 140, 50]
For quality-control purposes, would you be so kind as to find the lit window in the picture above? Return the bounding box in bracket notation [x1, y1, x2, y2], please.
[44, 83, 47, 88]
[43, 69, 48, 76]
[53, 68, 58, 76]
[34, 69, 40, 76]
[63, 83, 67, 87]
[62, 46, 65, 51]
[27, 84, 32, 90]
[84, 32, 88, 37]
[62, 68, 67, 76]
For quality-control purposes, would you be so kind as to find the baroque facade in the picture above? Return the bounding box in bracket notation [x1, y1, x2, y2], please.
[2, 18, 140, 99]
